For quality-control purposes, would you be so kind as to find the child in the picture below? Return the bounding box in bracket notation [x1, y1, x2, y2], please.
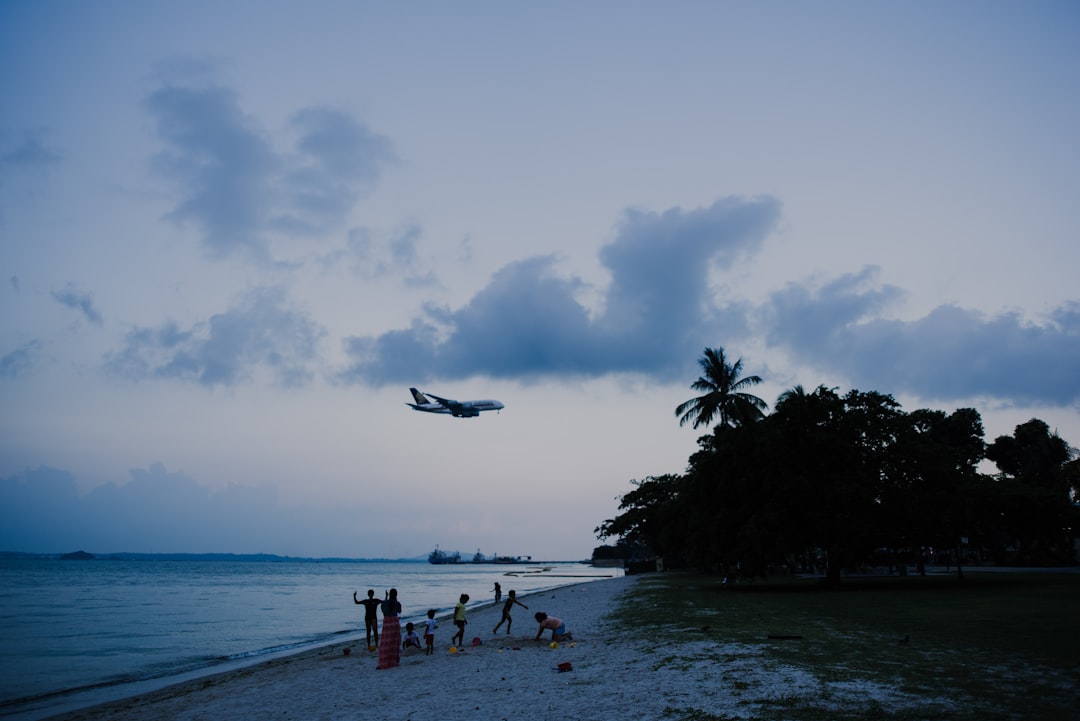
[534, 611, 572, 642]
[451, 593, 469, 647]
[423, 609, 438, 656]
[402, 622, 422, 650]
[492, 581, 502, 603]
[492, 590, 528, 635]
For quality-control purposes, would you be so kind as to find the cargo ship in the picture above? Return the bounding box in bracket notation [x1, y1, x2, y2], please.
[428, 547, 532, 564]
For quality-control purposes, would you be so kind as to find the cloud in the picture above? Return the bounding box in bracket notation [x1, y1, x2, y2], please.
[51, 283, 104, 325]
[146, 84, 277, 259]
[0, 340, 42, 379]
[271, 107, 396, 236]
[763, 266, 905, 354]
[145, 81, 393, 262]
[337, 223, 438, 286]
[0, 463, 383, 556]
[763, 273, 1080, 407]
[338, 196, 783, 384]
[104, 286, 324, 388]
[0, 128, 62, 170]
[0, 464, 283, 554]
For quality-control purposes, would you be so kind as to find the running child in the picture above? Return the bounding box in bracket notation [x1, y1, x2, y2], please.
[492, 590, 528, 635]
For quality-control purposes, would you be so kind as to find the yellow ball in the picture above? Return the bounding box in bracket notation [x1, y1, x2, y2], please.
[369, 645, 377, 652]
[550, 641, 558, 649]
[449, 646, 457, 654]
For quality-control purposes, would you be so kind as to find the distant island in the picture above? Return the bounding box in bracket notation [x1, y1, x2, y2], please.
[1, 551, 584, 563]
[0, 551, 427, 563]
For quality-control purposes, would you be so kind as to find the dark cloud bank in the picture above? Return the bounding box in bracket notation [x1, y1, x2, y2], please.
[340, 201, 1080, 409]
[77, 77, 1080, 408]
[340, 197, 781, 385]
[97, 188, 1080, 407]
[764, 269, 1080, 406]
[0, 464, 361, 555]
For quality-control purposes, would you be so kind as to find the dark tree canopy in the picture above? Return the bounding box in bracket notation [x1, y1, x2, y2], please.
[600, 372, 1079, 575]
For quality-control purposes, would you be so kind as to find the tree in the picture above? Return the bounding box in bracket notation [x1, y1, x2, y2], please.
[594, 475, 686, 560]
[885, 407, 985, 577]
[675, 347, 768, 429]
[986, 419, 1079, 564]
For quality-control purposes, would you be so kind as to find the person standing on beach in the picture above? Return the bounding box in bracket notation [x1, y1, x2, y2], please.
[451, 593, 469, 647]
[534, 612, 573, 642]
[376, 588, 402, 669]
[492, 590, 528, 635]
[423, 609, 438, 656]
[353, 589, 381, 649]
[492, 581, 502, 603]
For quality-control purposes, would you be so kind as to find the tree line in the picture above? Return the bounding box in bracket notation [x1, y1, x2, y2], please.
[595, 348, 1080, 581]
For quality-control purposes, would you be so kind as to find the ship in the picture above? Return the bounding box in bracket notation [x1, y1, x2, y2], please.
[471, 549, 532, 564]
[428, 547, 532, 564]
[428, 547, 462, 564]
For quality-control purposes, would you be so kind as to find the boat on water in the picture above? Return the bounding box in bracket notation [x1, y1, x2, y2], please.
[428, 547, 462, 564]
[472, 549, 533, 564]
[428, 548, 532, 565]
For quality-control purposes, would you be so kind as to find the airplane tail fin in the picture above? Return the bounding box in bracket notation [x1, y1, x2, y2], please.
[409, 387, 430, 405]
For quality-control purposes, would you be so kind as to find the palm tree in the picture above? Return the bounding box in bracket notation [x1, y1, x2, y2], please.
[675, 347, 768, 429]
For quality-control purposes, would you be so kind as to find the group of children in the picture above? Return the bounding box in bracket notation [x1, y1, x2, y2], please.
[401, 608, 439, 655]
[354, 582, 571, 670]
[400, 590, 474, 655]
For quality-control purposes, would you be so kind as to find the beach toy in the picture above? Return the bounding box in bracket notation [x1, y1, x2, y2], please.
[449, 646, 458, 654]
[369, 645, 377, 652]
[471, 637, 483, 646]
[343, 647, 351, 656]
[557, 662, 573, 672]
[550, 641, 558, 649]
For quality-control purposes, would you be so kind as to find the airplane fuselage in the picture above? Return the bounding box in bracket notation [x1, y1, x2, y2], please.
[406, 388, 504, 418]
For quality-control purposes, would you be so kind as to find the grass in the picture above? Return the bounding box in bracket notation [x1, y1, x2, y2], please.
[611, 570, 1080, 721]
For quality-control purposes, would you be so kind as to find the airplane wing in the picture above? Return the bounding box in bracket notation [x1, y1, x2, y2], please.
[424, 392, 459, 409]
[424, 392, 480, 417]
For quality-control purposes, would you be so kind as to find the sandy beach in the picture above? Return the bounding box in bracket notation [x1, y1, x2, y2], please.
[40, 570, 1076, 720]
[48, 576, 645, 721]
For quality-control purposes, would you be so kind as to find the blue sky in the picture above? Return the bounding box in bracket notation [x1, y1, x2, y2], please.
[2, 1, 1078, 560]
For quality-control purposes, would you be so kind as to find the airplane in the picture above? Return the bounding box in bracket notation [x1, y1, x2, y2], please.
[406, 388, 505, 418]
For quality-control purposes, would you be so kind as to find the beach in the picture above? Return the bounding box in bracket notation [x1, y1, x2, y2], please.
[38, 569, 1080, 721]
[47, 576, 643, 721]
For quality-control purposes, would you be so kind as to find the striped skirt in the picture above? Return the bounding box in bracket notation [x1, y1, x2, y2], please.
[376, 615, 401, 669]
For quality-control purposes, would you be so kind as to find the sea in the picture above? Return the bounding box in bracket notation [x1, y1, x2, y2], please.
[0, 557, 621, 721]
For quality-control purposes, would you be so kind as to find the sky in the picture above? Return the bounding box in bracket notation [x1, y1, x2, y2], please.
[1, 1, 1078, 560]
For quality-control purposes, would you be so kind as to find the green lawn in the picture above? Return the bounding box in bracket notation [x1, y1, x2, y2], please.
[610, 570, 1080, 721]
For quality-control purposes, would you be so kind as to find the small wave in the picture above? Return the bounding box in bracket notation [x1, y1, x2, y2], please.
[223, 628, 354, 661]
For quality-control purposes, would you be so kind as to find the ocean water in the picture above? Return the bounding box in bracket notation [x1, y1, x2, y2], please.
[0, 558, 620, 720]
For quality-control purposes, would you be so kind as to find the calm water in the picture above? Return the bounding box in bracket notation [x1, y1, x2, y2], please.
[0, 558, 620, 720]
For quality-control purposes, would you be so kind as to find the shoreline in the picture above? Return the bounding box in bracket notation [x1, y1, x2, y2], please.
[28, 568, 1075, 721]
[3, 560, 617, 721]
[29, 576, 636, 721]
